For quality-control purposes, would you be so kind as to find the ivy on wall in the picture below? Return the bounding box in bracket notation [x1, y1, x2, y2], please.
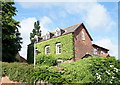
[36, 33, 74, 60]
[27, 44, 34, 64]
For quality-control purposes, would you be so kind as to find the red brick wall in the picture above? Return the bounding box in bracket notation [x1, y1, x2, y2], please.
[74, 25, 93, 59]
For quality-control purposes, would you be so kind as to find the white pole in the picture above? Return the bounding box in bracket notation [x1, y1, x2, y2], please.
[34, 41, 36, 85]
[34, 41, 36, 69]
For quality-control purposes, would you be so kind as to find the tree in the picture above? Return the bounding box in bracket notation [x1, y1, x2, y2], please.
[1, 1, 22, 62]
[30, 20, 41, 43]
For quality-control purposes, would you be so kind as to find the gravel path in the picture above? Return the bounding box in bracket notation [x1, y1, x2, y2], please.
[0, 76, 21, 84]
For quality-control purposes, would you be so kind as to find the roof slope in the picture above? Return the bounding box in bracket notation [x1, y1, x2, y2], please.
[92, 44, 109, 51]
[40, 23, 93, 41]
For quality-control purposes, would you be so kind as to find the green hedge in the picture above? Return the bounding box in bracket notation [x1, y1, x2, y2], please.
[34, 65, 67, 84]
[27, 44, 34, 64]
[36, 33, 74, 60]
[59, 56, 120, 83]
[36, 54, 57, 66]
[2, 56, 119, 84]
[1, 62, 34, 83]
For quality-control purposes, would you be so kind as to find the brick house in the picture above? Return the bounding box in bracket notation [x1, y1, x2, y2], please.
[29, 23, 109, 62]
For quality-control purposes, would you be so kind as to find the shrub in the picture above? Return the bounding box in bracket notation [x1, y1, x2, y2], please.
[27, 44, 34, 64]
[34, 65, 67, 84]
[36, 54, 57, 66]
[2, 56, 120, 84]
[1, 62, 34, 83]
[59, 56, 120, 83]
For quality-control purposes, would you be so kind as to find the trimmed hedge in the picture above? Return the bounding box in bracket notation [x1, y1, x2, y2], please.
[59, 56, 120, 83]
[2, 56, 119, 84]
[34, 65, 67, 83]
[36, 33, 74, 60]
[1, 62, 34, 83]
[36, 54, 57, 66]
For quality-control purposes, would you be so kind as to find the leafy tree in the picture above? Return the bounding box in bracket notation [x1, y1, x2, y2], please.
[1, 1, 22, 62]
[30, 20, 41, 43]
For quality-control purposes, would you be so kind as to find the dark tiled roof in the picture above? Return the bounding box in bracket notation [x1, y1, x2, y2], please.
[63, 23, 81, 33]
[92, 44, 109, 51]
[39, 23, 93, 42]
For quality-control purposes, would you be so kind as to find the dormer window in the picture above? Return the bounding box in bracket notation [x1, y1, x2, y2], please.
[46, 31, 50, 39]
[82, 31, 85, 40]
[55, 28, 61, 36]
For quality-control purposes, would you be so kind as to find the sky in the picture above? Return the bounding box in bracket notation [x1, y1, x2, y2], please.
[13, 1, 119, 60]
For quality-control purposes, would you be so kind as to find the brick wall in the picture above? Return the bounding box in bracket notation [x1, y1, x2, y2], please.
[74, 25, 94, 59]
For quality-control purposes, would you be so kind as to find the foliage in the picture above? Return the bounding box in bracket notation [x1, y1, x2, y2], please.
[36, 54, 57, 66]
[59, 56, 120, 83]
[34, 65, 67, 84]
[27, 44, 34, 64]
[1, 62, 34, 83]
[30, 20, 41, 43]
[1, 1, 22, 62]
[36, 33, 74, 60]
[1, 56, 120, 84]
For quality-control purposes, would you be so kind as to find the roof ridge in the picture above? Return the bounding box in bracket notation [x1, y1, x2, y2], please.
[63, 23, 82, 30]
[40, 23, 82, 37]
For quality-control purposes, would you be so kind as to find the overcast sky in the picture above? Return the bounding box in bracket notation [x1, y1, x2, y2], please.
[14, 1, 118, 59]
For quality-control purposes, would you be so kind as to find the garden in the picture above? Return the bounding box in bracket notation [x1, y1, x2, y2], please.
[1, 56, 120, 84]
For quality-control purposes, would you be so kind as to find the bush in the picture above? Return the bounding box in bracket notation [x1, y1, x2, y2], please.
[36, 54, 57, 66]
[27, 44, 34, 64]
[34, 65, 67, 84]
[2, 56, 120, 84]
[59, 56, 120, 83]
[1, 62, 34, 83]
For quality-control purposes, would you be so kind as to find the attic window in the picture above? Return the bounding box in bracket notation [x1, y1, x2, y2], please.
[82, 31, 85, 40]
[56, 28, 61, 36]
[46, 32, 50, 39]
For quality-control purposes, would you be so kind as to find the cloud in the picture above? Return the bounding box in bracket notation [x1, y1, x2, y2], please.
[40, 16, 54, 35]
[64, 2, 116, 31]
[18, 2, 116, 31]
[84, 3, 116, 31]
[19, 16, 53, 59]
[18, 2, 38, 8]
[19, 17, 37, 59]
[94, 38, 118, 59]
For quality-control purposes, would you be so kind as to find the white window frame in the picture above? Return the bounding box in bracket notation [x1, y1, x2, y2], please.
[46, 32, 50, 39]
[45, 46, 50, 54]
[55, 28, 61, 36]
[82, 31, 85, 40]
[56, 43, 61, 54]
[94, 48, 97, 55]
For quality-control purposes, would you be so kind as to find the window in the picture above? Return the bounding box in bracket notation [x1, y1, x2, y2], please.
[101, 51, 104, 54]
[56, 28, 61, 36]
[56, 43, 61, 54]
[46, 32, 50, 39]
[45, 46, 50, 54]
[94, 48, 97, 55]
[82, 31, 85, 40]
